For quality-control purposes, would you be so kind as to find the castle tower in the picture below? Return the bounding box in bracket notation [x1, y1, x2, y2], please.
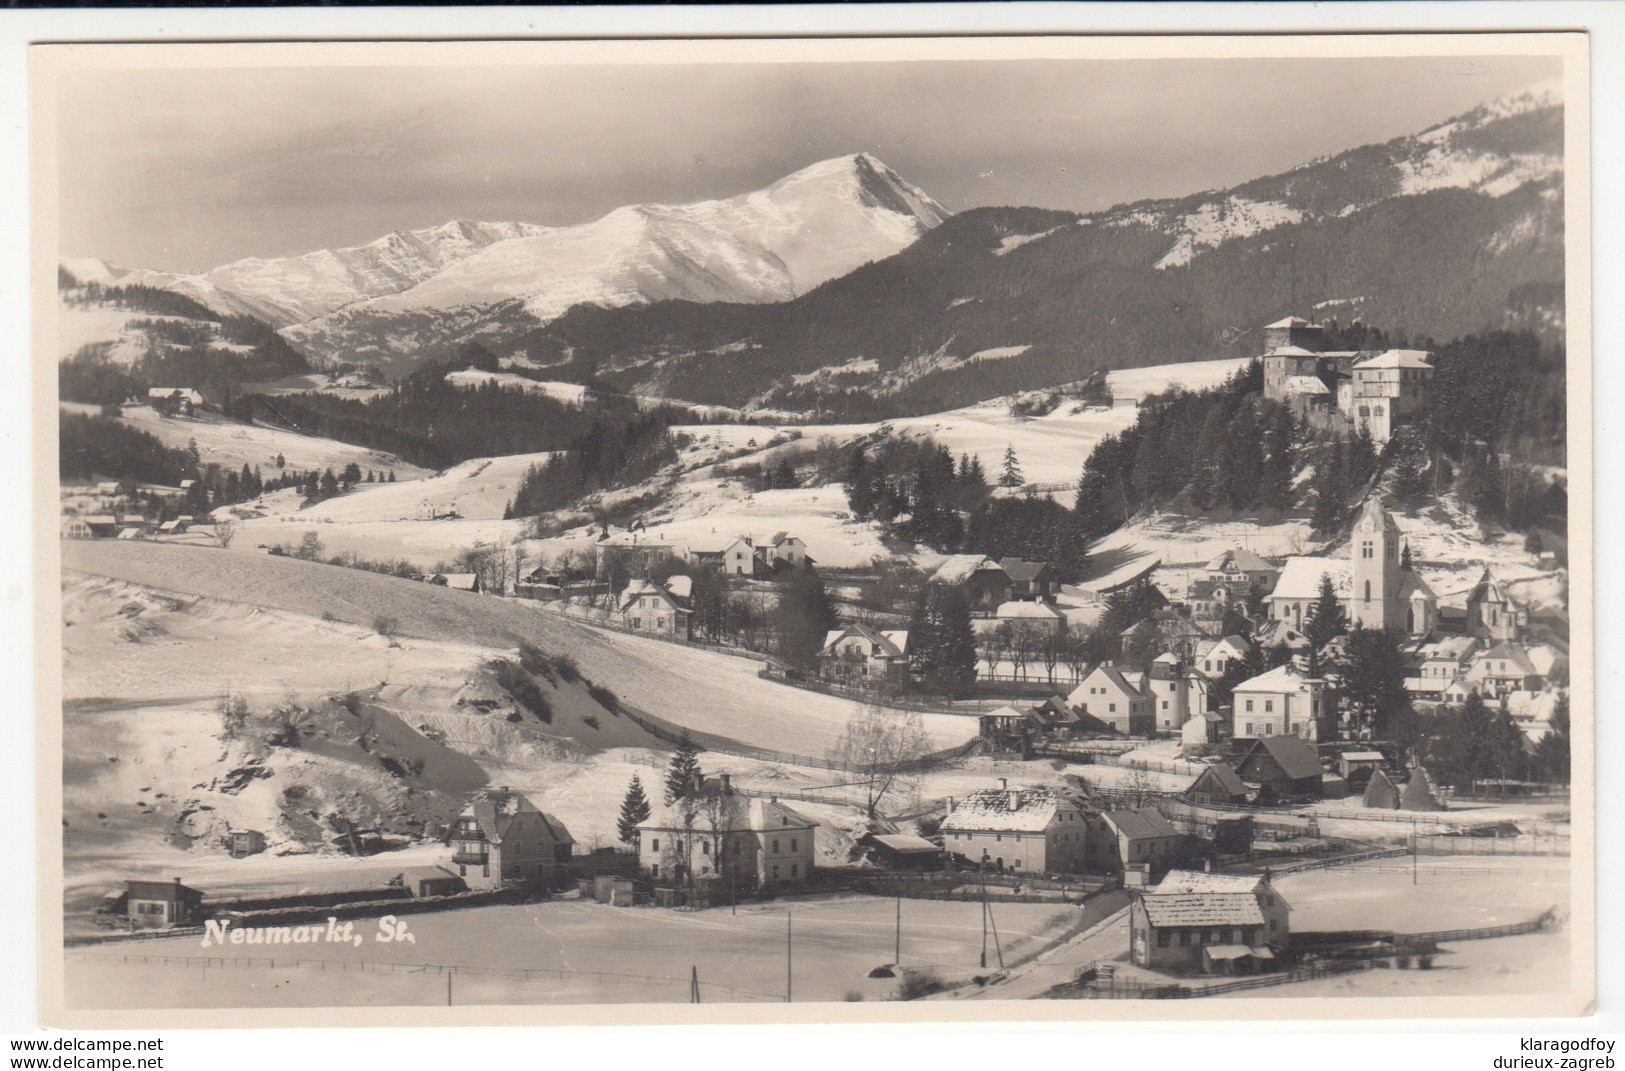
[1349, 498, 1402, 630]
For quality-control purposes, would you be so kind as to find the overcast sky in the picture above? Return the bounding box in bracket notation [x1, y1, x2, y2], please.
[54, 53, 1560, 274]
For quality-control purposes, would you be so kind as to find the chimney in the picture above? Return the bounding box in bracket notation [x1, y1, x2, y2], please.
[719, 773, 732, 795]
[1008, 789, 1022, 810]
[999, 777, 1008, 791]
[173, 877, 182, 887]
[946, 796, 954, 814]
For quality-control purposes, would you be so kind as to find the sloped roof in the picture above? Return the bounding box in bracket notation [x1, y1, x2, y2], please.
[998, 559, 1052, 582]
[1103, 807, 1179, 841]
[1420, 636, 1478, 663]
[1142, 893, 1266, 928]
[1234, 664, 1318, 695]
[441, 572, 479, 590]
[461, 788, 572, 846]
[869, 833, 942, 854]
[1244, 735, 1324, 781]
[982, 705, 1028, 720]
[1475, 642, 1539, 676]
[1265, 316, 1319, 330]
[1284, 375, 1331, 396]
[1269, 557, 1350, 601]
[1263, 344, 1321, 357]
[1155, 868, 1268, 895]
[1354, 498, 1402, 536]
[1189, 763, 1249, 798]
[663, 575, 693, 599]
[639, 795, 816, 833]
[1206, 548, 1277, 574]
[822, 623, 907, 659]
[942, 787, 1070, 833]
[1068, 664, 1149, 704]
[994, 600, 1066, 621]
[399, 865, 462, 886]
[930, 554, 1004, 585]
[1353, 349, 1433, 370]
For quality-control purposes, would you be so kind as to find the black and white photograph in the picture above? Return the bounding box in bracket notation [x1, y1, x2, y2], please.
[34, 32, 1593, 1027]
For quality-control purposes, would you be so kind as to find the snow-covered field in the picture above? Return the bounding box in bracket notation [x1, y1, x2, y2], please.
[116, 405, 430, 480]
[65, 893, 1073, 1008]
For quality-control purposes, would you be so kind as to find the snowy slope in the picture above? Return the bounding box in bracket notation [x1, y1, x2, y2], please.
[282, 154, 947, 361]
[117, 405, 431, 479]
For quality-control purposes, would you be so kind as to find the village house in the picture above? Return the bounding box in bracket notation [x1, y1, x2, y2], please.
[999, 559, 1060, 602]
[1404, 635, 1479, 703]
[111, 877, 206, 929]
[1195, 634, 1253, 679]
[1188, 549, 1277, 634]
[1066, 665, 1154, 736]
[929, 555, 1013, 611]
[817, 624, 910, 685]
[637, 791, 817, 888]
[1120, 609, 1208, 661]
[82, 514, 119, 539]
[720, 532, 811, 577]
[1235, 735, 1325, 802]
[978, 705, 1042, 754]
[980, 599, 1069, 632]
[940, 785, 1088, 876]
[616, 577, 693, 639]
[1463, 641, 1544, 700]
[147, 387, 204, 415]
[1231, 664, 1331, 742]
[1130, 869, 1290, 974]
[1083, 808, 1184, 877]
[61, 516, 94, 539]
[450, 787, 575, 890]
[1204, 548, 1282, 592]
[1146, 652, 1214, 732]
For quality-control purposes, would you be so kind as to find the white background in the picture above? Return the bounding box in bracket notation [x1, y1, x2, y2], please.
[2, 1, 1620, 1060]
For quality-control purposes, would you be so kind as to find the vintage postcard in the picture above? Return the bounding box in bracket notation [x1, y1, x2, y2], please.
[33, 32, 1593, 1028]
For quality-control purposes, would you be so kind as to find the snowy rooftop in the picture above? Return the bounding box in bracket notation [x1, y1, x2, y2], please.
[930, 554, 1002, 585]
[1264, 316, 1321, 330]
[1155, 869, 1270, 895]
[1354, 349, 1433, 370]
[994, 600, 1066, 621]
[1234, 664, 1318, 694]
[1265, 345, 1322, 358]
[942, 787, 1070, 833]
[1269, 556, 1350, 601]
[1141, 893, 1267, 928]
[1284, 375, 1331, 396]
[1206, 548, 1277, 574]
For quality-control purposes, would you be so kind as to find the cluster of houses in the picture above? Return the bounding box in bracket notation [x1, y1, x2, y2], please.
[1259, 315, 1432, 446]
[928, 554, 1063, 617]
[61, 477, 204, 542]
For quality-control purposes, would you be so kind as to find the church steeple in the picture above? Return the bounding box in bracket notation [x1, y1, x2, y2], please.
[1350, 497, 1401, 630]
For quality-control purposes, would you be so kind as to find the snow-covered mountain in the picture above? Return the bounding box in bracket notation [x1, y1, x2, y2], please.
[63, 154, 949, 375]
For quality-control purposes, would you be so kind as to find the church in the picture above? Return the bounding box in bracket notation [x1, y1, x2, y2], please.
[1264, 499, 1437, 637]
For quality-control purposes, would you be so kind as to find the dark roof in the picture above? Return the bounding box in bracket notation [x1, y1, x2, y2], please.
[1190, 763, 1249, 797]
[997, 559, 1052, 582]
[1245, 736, 1324, 781]
[124, 879, 204, 902]
[1103, 807, 1179, 840]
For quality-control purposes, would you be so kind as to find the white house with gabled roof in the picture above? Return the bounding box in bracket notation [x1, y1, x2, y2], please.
[1066, 664, 1154, 735]
[1231, 664, 1331, 741]
[940, 785, 1087, 875]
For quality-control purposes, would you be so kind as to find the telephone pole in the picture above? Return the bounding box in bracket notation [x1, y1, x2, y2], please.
[895, 893, 902, 965]
[786, 912, 793, 1003]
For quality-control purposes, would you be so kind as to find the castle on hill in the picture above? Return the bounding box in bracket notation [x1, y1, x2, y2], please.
[1259, 316, 1433, 445]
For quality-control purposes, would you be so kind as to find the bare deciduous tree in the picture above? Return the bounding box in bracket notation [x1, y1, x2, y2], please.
[831, 704, 930, 818]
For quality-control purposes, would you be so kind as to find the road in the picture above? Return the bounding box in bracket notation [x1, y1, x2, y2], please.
[942, 889, 1132, 1001]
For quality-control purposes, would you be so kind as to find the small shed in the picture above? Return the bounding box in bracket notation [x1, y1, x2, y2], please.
[1237, 736, 1324, 802]
[1185, 763, 1250, 807]
[398, 866, 468, 898]
[228, 829, 266, 858]
[857, 832, 946, 872]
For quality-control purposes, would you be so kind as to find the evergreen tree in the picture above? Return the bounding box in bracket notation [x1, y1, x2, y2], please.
[927, 586, 978, 697]
[1304, 573, 1349, 654]
[388, 471, 397, 482]
[843, 445, 874, 518]
[1340, 628, 1412, 739]
[319, 468, 340, 498]
[275, 453, 286, 469]
[341, 461, 363, 487]
[999, 444, 1024, 488]
[775, 566, 839, 670]
[617, 774, 652, 845]
[1533, 695, 1570, 784]
[664, 734, 703, 805]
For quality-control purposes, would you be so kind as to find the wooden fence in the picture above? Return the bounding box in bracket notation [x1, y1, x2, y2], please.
[1414, 834, 1570, 857]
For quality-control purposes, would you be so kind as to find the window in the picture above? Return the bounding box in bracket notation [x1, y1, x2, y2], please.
[632, 618, 642, 629]
[459, 864, 466, 877]
[701, 841, 710, 855]
[482, 865, 489, 878]
[790, 838, 798, 852]
[1265, 700, 1273, 713]
[790, 863, 799, 878]
[1178, 931, 1190, 947]
[772, 865, 780, 880]
[1364, 580, 1372, 602]
[1157, 931, 1171, 948]
[1109, 703, 1116, 712]
[650, 864, 659, 877]
[772, 839, 780, 854]
[1245, 699, 1254, 712]
[651, 838, 660, 851]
